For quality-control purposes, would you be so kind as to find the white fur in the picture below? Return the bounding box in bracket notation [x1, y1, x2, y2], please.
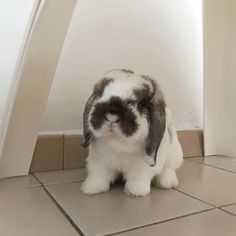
[82, 71, 183, 196]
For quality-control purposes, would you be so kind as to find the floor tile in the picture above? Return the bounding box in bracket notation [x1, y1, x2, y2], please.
[47, 182, 211, 236]
[0, 175, 40, 188]
[116, 209, 236, 236]
[0, 186, 78, 236]
[187, 155, 236, 165]
[35, 168, 87, 185]
[211, 162, 236, 173]
[176, 161, 236, 206]
[222, 204, 236, 216]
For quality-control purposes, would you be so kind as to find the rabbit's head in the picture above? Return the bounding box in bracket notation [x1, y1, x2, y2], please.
[82, 69, 166, 166]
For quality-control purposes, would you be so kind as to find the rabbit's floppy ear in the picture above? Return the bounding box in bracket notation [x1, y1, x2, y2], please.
[82, 94, 95, 147]
[82, 78, 113, 147]
[141, 77, 166, 166]
[145, 99, 166, 166]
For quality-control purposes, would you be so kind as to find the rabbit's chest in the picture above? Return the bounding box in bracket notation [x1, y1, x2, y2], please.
[105, 149, 144, 173]
[91, 139, 145, 171]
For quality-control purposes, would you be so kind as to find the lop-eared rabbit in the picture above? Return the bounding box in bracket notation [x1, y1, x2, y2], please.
[81, 69, 183, 196]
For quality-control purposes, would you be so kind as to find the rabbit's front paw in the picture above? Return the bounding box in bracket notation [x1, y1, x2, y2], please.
[81, 178, 110, 195]
[124, 181, 150, 197]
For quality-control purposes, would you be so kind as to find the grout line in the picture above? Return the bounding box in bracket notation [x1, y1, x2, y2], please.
[32, 164, 236, 235]
[32, 173, 85, 236]
[184, 158, 202, 164]
[175, 188, 236, 216]
[63, 134, 65, 170]
[33, 166, 87, 174]
[185, 158, 236, 175]
[219, 202, 236, 208]
[205, 165, 236, 174]
[37, 179, 85, 187]
[174, 188, 216, 208]
[219, 208, 236, 217]
[32, 173, 236, 235]
[107, 208, 215, 236]
[184, 159, 207, 167]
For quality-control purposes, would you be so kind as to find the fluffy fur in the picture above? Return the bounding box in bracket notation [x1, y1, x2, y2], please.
[81, 69, 183, 196]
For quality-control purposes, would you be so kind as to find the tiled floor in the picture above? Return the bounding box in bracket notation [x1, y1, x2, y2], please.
[1, 156, 236, 236]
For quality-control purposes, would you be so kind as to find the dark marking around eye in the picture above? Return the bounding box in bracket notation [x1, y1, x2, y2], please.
[126, 99, 136, 106]
[82, 77, 114, 147]
[133, 83, 152, 115]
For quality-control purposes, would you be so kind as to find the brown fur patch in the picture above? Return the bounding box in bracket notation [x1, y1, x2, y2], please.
[145, 102, 166, 160]
[137, 75, 167, 164]
[93, 78, 113, 96]
[82, 78, 114, 147]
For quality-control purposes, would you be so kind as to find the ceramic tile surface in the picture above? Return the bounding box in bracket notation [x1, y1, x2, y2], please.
[116, 209, 236, 236]
[176, 160, 236, 206]
[0, 174, 40, 188]
[47, 181, 211, 236]
[212, 161, 236, 173]
[2, 156, 236, 235]
[0, 186, 78, 236]
[35, 168, 87, 185]
[222, 204, 236, 216]
[187, 155, 236, 165]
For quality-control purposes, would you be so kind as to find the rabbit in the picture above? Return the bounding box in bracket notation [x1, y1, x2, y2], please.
[81, 69, 183, 196]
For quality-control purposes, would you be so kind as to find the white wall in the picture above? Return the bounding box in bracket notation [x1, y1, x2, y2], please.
[42, 0, 203, 132]
[204, 0, 236, 157]
[0, 0, 36, 141]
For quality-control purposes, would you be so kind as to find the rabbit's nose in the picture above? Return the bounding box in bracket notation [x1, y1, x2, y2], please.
[105, 114, 120, 123]
[108, 105, 120, 115]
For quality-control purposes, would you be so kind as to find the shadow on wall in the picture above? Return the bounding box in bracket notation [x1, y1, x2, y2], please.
[42, 0, 203, 132]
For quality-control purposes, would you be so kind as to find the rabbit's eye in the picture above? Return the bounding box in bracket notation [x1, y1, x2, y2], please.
[126, 99, 135, 106]
[138, 99, 147, 107]
[138, 96, 152, 107]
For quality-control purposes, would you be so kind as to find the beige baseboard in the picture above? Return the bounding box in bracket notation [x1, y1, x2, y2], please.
[30, 130, 203, 172]
[177, 130, 203, 157]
